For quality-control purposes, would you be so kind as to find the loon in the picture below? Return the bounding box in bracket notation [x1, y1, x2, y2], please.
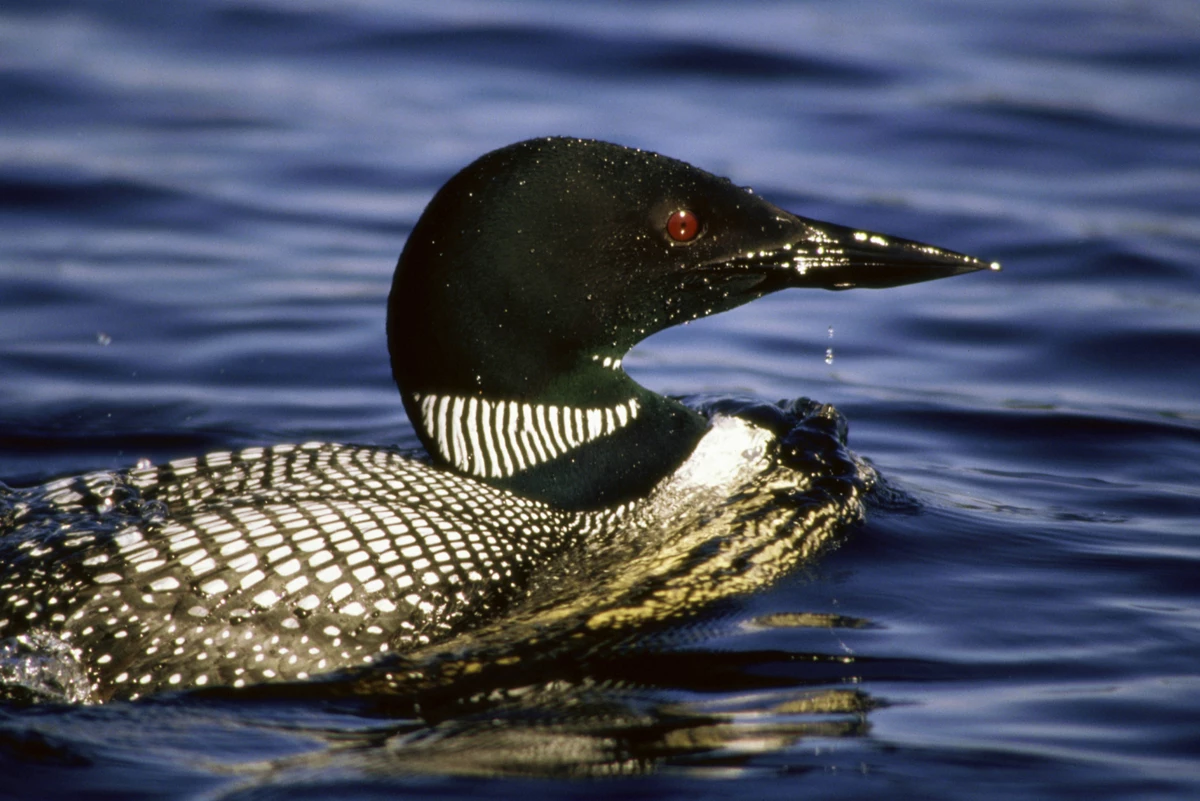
[0, 137, 994, 702]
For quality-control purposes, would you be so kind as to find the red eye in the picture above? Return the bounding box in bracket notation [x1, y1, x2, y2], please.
[666, 209, 700, 242]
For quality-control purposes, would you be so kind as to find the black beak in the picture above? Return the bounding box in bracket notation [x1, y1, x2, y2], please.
[740, 214, 1000, 292]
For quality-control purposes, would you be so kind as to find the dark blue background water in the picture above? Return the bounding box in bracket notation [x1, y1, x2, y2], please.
[2, 1, 1198, 798]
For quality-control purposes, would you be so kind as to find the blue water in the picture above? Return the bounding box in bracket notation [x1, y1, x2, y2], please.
[2, 0, 1199, 798]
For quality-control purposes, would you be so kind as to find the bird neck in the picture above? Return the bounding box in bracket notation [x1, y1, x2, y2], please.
[401, 369, 708, 511]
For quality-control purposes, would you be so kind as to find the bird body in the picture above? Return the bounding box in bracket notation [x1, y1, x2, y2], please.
[0, 138, 992, 702]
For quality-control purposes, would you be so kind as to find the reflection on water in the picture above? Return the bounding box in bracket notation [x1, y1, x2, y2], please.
[192, 625, 876, 782]
[254, 685, 873, 781]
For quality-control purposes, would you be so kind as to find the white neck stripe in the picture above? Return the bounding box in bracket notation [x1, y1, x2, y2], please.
[413, 393, 640, 479]
[450, 396, 468, 472]
[506, 401, 526, 471]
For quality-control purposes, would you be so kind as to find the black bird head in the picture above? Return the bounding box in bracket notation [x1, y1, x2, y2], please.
[388, 137, 995, 507]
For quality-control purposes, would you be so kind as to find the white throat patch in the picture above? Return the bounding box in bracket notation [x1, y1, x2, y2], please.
[643, 414, 774, 520]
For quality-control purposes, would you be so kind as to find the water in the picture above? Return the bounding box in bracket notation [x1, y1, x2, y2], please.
[2, 0, 1198, 797]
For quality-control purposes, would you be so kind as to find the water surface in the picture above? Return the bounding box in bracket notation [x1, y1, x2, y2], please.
[1, 1, 1198, 798]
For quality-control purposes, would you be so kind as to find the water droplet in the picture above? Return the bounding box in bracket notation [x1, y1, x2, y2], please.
[141, 499, 168, 523]
[827, 326, 834, 339]
[93, 475, 118, 498]
[96, 332, 112, 346]
[825, 348, 834, 365]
